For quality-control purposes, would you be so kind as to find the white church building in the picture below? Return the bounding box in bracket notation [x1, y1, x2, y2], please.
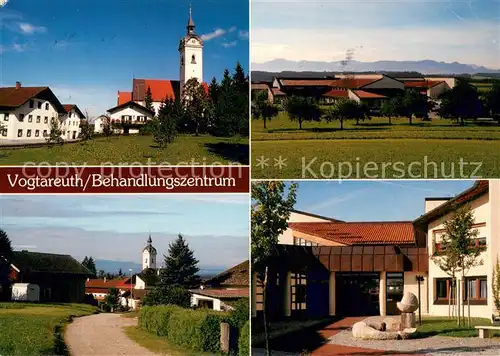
[106, 6, 207, 131]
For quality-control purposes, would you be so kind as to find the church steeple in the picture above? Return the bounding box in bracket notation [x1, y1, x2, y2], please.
[187, 4, 195, 34]
[142, 234, 157, 270]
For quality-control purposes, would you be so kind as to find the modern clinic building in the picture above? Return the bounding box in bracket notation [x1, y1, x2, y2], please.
[252, 180, 499, 321]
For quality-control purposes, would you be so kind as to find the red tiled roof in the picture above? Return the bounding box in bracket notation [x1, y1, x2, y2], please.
[190, 288, 249, 299]
[86, 287, 112, 294]
[63, 104, 75, 112]
[135, 79, 176, 101]
[322, 89, 349, 98]
[352, 90, 386, 99]
[118, 91, 132, 105]
[280, 79, 333, 87]
[0, 86, 47, 108]
[271, 88, 286, 96]
[204, 260, 249, 287]
[403, 80, 444, 89]
[251, 83, 270, 90]
[86, 278, 126, 289]
[330, 78, 380, 89]
[289, 221, 416, 245]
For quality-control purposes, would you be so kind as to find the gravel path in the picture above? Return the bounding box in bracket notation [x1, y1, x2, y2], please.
[327, 316, 500, 356]
[65, 313, 162, 356]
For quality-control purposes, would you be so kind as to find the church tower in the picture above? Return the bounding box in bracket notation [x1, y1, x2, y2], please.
[142, 235, 157, 270]
[179, 4, 203, 97]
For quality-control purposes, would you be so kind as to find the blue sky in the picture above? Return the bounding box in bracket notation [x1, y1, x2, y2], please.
[0, 194, 249, 270]
[1, 0, 249, 117]
[252, 0, 500, 68]
[290, 180, 476, 222]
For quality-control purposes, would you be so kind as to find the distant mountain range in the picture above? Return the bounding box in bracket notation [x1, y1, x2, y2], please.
[94, 259, 226, 277]
[251, 59, 500, 76]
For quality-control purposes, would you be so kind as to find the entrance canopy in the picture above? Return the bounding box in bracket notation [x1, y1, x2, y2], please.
[269, 245, 428, 273]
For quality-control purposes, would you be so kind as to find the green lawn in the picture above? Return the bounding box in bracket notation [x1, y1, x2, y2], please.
[124, 325, 214, 356]
[417, 317, 499, 338]
[252, 114, 500, 179]
[0, 303, 99, 356]
[0, 134, 249, 165]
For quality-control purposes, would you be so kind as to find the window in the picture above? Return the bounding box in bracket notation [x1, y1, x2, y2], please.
[36, 116, 41, 123]
[19, 114, 24, 122]
[43, 130, 47, 137]
[435, 278, 455, 303]
[3, 113, 9, 121]
[69, 112, 72, 118]
[291, 273, 307, 311]
[191, 54, 196, 64]
[464, 277, 487, 304]
[51, 117, 55, 123]
[293, 236, 319, 247]
[44, 117, 48, 124]
[35, 130, 40, 137]
[37, 101, 42, 109]
[29, 100, 34, 108]
[17, 129, 22, 137]
[28, 115, 33, 123]
[45, 103, 49, 110]
[1, 129, 7, 137]
[27, 129, 32, 137]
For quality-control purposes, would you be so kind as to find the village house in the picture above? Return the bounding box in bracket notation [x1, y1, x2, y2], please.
[190, 260, 249, 311]
[252, 180, 499, 322]
[2, 250, 93, 303]
[0, 82, 85, 143]
[251, 74, 456, 112]
[107, 7, 207, 132]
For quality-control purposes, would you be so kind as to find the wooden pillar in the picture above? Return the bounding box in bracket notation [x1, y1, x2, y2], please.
[379, 272, 387, 316]
[220, 322, 230, 353]
[329, 272, 336, 316]
[284, 272, 291, 317]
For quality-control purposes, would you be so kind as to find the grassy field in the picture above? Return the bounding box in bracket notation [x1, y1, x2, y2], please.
[0, 303, 98, 356]
[252, 114, 500, 179]
[124, 326, 213, 356]
[417, 317, 499, 337]
[0, 134, 249, 165]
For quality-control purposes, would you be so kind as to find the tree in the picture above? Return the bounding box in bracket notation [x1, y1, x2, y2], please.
[0, 229, 12, 259]
[450, 206, 483, 327]
[252, 90, 278, 129]
[485, 82, 500, 120]
[323, 98, 360, 130]
[141, 285, 191, 307]
[144, 86, 154, 114]
[252, 181, 298, 355]
[438, 81, 482, 125]
[118, 268, 123, 277]
[493, 256, 500, 317]
[101, 115, 113, 137]
[159, 234, 201, 289]
[152, 97, 180, 148]
[208, 77, 219, 104]
[401, 89, 428, 125]
[380, 97, 401, 125]
[82, 256, 97, 276]
[104, 287, 120, 312]
[183, 78, 210, 136]
[79, 115, 94, 141]
[283, 96, 321, 129]
[46, 117, 63, 145]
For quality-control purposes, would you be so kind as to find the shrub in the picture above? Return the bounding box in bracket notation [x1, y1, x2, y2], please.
[139, 121, 155, 136]
[228, 298, 249, 330]
[141, 286, 191, 307]
[139, 305, 181, 337]
[167, 308, 227, 353]
[238, 321, 250, 356]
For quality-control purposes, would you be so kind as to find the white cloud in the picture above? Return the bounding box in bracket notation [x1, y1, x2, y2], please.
[222, 41, 238, 48]
[0, 0, 9, 8]
[229, 26, 237, 32]
[19, 22, 47, 34]
[49, 85, 117, 118]
[201, 28, 226, 41]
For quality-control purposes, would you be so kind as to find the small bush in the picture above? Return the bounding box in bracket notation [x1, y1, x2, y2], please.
[238, 321, 250, 356]
[228, 298, 249, 330]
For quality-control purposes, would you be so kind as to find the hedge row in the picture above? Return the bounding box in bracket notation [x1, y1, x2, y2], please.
[139, 305, 229, 353]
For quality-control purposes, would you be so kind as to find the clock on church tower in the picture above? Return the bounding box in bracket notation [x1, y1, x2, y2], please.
[179, 5, 203, 97]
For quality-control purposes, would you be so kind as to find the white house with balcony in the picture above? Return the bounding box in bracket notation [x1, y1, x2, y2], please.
[106, 101, 154, 135]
